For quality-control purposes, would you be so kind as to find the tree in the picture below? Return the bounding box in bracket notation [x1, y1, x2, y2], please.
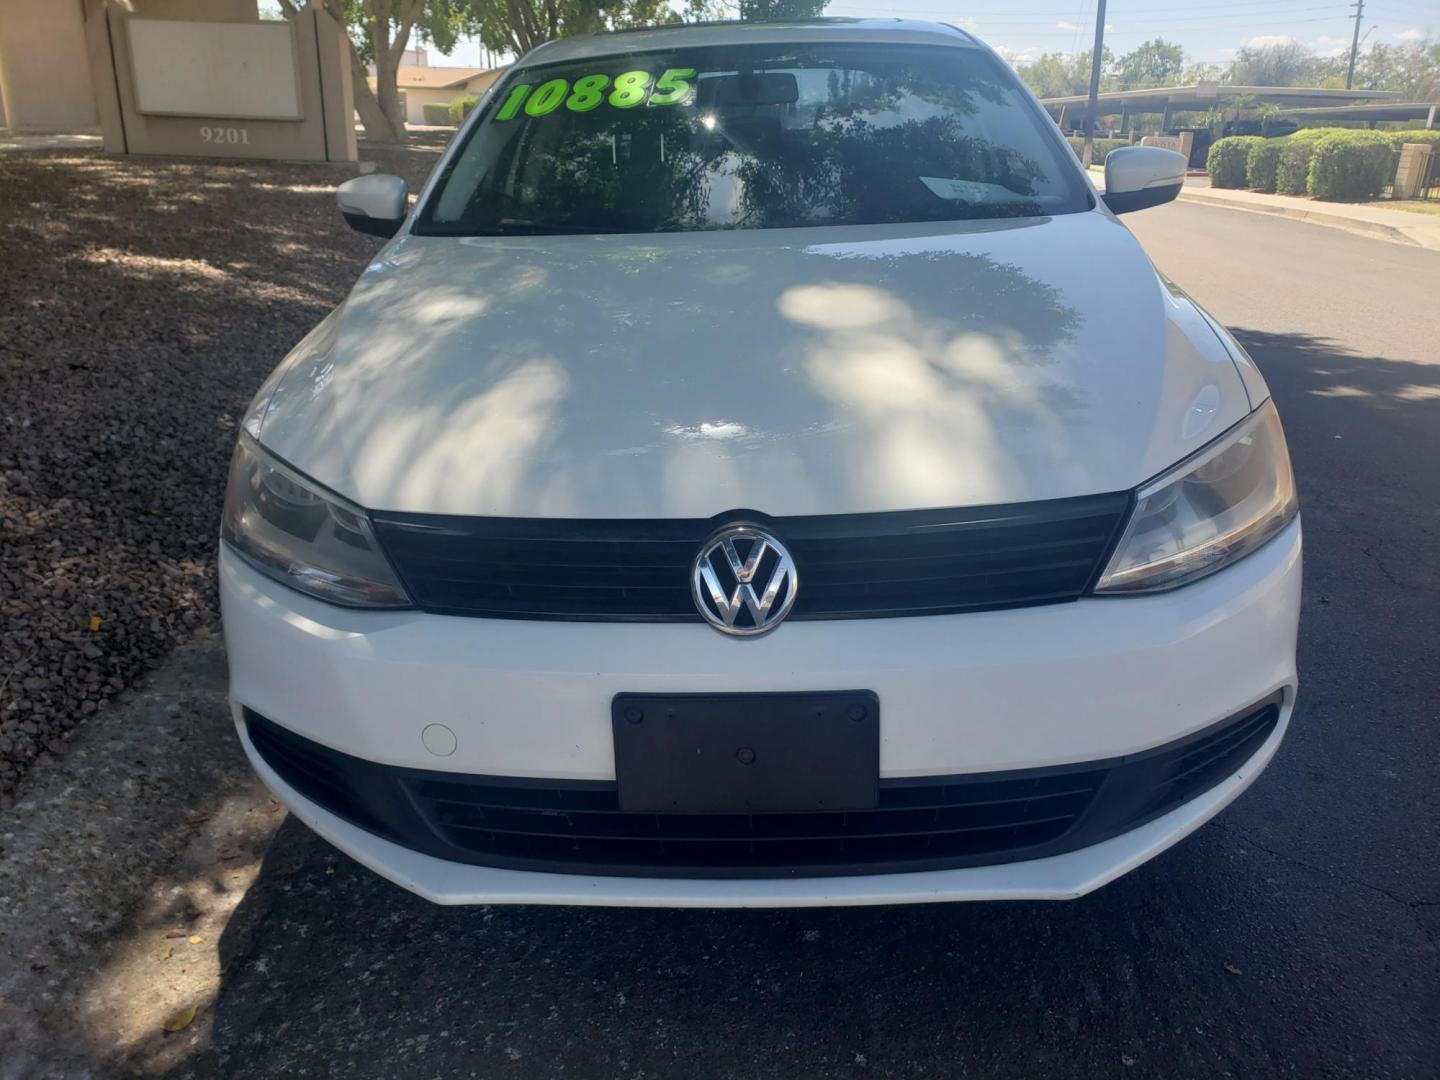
[1353, 37, 1440, 101]
[1015, 48, 1113, 99]
[1225, 39, 1341, 87]
[460, 0, 821, 59]
[1182, 61, 1222, 85]
[1113, 38, 1184, 90]
[277, 0, 474, 144]
[739, 0, 829, 18]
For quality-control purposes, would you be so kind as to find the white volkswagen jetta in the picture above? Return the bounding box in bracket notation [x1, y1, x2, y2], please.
[222, 19, 1300, 907]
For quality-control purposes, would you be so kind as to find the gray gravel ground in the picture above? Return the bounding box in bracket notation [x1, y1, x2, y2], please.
[0, 136, 446, 803]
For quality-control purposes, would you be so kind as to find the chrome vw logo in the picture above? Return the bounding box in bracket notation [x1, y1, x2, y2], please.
[691, 524, 798, 637]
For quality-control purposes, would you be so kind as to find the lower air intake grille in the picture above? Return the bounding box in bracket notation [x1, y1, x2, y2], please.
[243, 696, 1282, 879]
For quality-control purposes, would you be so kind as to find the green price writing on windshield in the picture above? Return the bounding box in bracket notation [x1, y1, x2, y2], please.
[493, 68, 698, 120]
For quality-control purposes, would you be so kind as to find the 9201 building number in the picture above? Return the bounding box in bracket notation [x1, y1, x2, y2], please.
[200, 126, 250, 146]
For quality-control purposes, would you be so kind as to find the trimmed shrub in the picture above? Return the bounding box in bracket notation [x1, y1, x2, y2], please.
[1206, 136, 1263, 188]
[1275, 140, 1315, 195]
[422, 101, 453, 125]
[448, 94, 481, 124]
[1246, 139, 1283, 193]
[1386, 129, 1440, 151]
[1064, 136, 1130, 164]
[1307, 130, 1396, 200]
[1286, 126, 1353, 142]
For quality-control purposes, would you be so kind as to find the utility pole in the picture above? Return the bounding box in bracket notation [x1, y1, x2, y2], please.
[1082, 0, 1108, 168]
[1346, 0, 1364, 90]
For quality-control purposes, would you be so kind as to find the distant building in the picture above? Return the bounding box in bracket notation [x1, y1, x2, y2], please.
[370, 64, 505, 125]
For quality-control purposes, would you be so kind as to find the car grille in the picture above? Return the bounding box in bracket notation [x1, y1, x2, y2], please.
[243, 696, 1282, 879]
[368, 494, 1131, 622]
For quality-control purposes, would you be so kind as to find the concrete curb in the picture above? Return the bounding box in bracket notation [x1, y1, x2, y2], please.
[1176, 190, 1435, 250]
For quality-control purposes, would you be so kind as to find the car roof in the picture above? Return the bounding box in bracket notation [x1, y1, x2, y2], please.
[515, 18, 982, 68]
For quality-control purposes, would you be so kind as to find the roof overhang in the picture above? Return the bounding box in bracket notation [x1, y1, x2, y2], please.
[1281, 102, 1439, 124]
[1040, 84, 1402, 114]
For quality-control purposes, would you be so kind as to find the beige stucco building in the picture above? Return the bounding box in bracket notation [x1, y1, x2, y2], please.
[0, 0, 259, 132]
[385, 65, 504, 125]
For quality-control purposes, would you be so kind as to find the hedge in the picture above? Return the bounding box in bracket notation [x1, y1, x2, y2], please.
[1064, 136, 1130, 163]
[1286, 127, 1354, 142]
[1307, 130, 1395, 200]
[1387, 130, 1440, 151]
[1246, 139, 1283, 193]
[1206, 136, 1263, 188]
[449, 94, 481, 124]
[421, 101, 453, 125]
[1276, 140, 1315, 195]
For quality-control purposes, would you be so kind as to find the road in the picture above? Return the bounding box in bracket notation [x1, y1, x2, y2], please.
[179, 205, 1440, 1080]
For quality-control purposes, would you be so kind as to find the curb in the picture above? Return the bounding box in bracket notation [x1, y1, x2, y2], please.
[1176, 190, 1434, 250]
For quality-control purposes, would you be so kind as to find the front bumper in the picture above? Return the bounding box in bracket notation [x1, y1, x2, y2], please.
[221, 517, 1301, 906]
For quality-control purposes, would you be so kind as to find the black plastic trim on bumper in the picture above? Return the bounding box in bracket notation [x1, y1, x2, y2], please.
[242, 693, 1284, 880]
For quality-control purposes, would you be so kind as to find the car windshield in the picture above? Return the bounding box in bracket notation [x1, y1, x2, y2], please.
[416, 42, 1091, 235]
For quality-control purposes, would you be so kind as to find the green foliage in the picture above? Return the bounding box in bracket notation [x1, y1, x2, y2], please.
[1352, 36, 1439, 102]
[448, 94, 480, 123]
[1287, 127, 1353, 142]
[1275, 140, 1315, 195]
[1113, 38, 1184, 90]
[1225, 40, 1342, 87]
[1206, 136, 1263, 188]
[1015, 49, 1114, 99]
[1246, 139, 1283, 193]
[422, 101, 454, 124]
[739, 0, 829, 18]
[1307, 130, 1396, 201]
[1064, 136, 1130, 163]
[1387, 130, 1440, 151]
[461, 0, 726, 56]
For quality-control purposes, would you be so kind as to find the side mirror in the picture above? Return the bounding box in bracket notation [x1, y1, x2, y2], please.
[337, 174, 409, 237]
[1102, 146, 1187, 215]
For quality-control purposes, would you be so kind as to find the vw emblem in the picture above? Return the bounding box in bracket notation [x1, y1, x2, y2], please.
[691, 524, 798, 637]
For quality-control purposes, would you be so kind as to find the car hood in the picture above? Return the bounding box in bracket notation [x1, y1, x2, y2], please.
[254, 212, 1251, 518]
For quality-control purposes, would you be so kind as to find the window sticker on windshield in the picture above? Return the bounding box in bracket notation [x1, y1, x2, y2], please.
[919, 176, 1024, 203]
[494, 68, 698, 120]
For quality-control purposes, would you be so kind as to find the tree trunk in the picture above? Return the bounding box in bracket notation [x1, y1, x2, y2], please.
[283, 0, 408, 144]
[349, 48, 407, 144]
[370, 44, 409, 142]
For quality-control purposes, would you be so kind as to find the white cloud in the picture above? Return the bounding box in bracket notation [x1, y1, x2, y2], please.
[993, 44, 1040, 67]
[1243, 34, 1299, 48]
[1218, 46, 1236, 56]
[1394, 27, 1423, 41]
[1054, 20, 1079, 31]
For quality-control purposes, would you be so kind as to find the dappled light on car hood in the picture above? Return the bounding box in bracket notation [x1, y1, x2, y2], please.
[252, 213, 1249, 518]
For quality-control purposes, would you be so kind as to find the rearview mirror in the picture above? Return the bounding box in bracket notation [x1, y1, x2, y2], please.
[337, 174, 409, 237]
[1102, 146, 1187, 215]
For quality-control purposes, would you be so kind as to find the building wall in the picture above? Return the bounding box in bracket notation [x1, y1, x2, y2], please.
[403, 85, 459, 125]
[0, 0, 260, 133]
[0, 0, 98, 131]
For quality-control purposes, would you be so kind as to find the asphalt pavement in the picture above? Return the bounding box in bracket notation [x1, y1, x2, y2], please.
[178, 204, 1440, 1080]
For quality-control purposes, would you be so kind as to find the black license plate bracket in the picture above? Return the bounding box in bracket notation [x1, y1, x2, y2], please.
[612, 691, 879, 814]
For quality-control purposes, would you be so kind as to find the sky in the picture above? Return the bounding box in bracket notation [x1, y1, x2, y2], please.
[433, 0, 1437, 71]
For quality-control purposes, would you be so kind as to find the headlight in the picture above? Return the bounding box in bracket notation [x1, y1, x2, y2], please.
[1095, 399, 1298, 594]
[222, 436, 410, 608]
